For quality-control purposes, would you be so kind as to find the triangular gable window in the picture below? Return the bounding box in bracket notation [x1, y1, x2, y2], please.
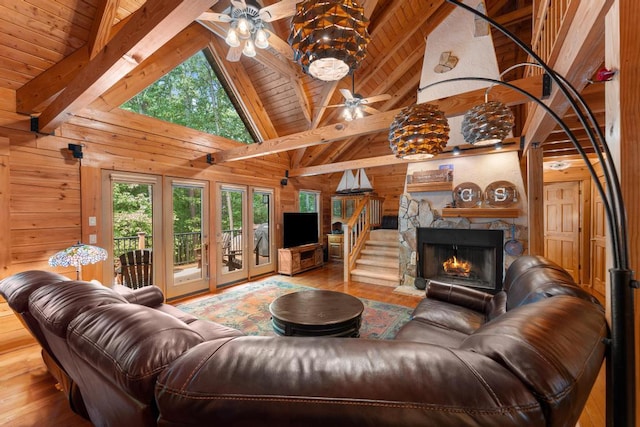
[120, 50, 255, 144]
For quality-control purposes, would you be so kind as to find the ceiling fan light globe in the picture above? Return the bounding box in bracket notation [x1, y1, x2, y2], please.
[242, 39, 257, 57]
[254, 28, 269, 49]
[237, 17, 251, 38]
[225, 28, 241, 47]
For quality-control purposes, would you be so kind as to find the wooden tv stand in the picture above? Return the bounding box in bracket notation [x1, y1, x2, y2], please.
[278, 243, 323, 276]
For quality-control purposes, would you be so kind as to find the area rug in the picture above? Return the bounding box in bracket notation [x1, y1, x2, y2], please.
[176, 280, 413, 339]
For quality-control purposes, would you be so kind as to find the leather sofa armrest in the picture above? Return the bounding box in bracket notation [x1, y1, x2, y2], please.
[111, 284, 165, 307]
[426, 280, 493, 313]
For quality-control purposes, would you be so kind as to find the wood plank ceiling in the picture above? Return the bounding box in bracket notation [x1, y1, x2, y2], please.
[0, 0, 603, 171]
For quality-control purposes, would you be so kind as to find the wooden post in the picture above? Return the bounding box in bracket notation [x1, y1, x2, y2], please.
[0, 137, 9, 275]
[137, 232, 146, 250]
[526, 143, 544, 255]
[605, 0, 640, 422]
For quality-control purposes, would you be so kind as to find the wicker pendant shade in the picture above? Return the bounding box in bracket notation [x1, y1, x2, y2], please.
[461, 100, 514, 145]
[288, 0, 370, 81]
[388, 104, 450, 159]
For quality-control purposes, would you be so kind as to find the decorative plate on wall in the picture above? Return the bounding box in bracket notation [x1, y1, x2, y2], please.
[484, 180, 518, 207]
[453, 182, 482, 208]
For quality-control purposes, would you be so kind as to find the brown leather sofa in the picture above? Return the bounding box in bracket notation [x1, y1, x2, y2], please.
[0, 255, 607, 426]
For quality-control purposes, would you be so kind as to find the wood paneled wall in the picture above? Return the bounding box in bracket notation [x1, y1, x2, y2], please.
[0, 88, 298, 280]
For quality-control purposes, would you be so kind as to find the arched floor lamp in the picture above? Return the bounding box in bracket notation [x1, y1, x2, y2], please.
[412, 2, 637, 425]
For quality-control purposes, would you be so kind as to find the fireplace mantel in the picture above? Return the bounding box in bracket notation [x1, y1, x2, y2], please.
[441, 208, 520, 218]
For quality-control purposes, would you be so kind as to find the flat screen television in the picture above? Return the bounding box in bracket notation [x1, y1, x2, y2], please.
[283, 212, 319, 248]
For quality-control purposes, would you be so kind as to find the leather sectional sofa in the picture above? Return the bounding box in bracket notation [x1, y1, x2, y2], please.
[0, 255, 607, 426]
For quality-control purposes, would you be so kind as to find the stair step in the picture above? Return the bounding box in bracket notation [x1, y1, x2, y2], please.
[355, 260, 399, 276]
[370, 229, 398, 238]
[366, 239, 399, 248]
[356, 258, 398, 269]
[351, 268, 400, 287]
[361, 248, 399, 257]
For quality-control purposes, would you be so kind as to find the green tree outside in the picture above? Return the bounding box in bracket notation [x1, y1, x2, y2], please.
[121, 50, 254, 144]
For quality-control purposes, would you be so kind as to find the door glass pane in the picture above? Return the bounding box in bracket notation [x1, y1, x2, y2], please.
[253, 191, 271, 267]
[220, 188, 244, 273]
[112, 182, 154, 286]
[172, 184, 203, 284]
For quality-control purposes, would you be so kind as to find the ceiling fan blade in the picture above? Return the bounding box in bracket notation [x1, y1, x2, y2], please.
[198, 11, 232, 22]
[339, 88, 354, 100]
[361, 94, 392, 104]
[259, 0, 299, 22]
[361, 105, 381, 115]
[325, 103, 346, 108]
[227, 45, 243, 62]
[231, 0, 247, 9]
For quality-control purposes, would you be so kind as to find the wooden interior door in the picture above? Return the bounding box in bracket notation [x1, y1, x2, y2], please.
[544, 181, 581, 282]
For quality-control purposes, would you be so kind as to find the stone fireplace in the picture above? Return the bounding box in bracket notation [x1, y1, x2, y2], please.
[417, 228, 504, 293]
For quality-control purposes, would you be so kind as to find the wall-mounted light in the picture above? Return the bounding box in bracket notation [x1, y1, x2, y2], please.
[280, 170, 289, 186]
[452, 146, 461, 156]
[68, 143, 83, 159]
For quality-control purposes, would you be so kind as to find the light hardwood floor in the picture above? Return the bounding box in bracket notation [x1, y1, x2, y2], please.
[0, 262, 604, 426]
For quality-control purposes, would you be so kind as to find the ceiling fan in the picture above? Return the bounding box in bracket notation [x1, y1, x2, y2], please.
[326, 77, 392, 121]
[199, 0, 298, 62]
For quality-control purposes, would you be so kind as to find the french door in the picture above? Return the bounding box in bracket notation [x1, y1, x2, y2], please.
[102, 172, 164, 290]
[216, 184, 275, 286]
[103, 172, 209, 299]
[164, 178, 209, 299]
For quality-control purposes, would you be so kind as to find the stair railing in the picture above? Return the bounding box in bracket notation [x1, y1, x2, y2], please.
[342, 195, 384, 282]
[526, 0, 577, 77]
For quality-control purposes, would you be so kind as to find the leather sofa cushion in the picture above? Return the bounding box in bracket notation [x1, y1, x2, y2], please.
[155, 303, 200, 324]
[188, 319, 244, 341]
[68, 304, 208, 401]
[112, 284, 165, 307]
[29, 281, 128, 337]
[156, 337, 545, 426]
[486, 291, 507, 320]
[503, 255, 574, 291]
[0, 270, 70, 312]
[393, 319, 468, 347]
[411, 298, 485, 335]
[460, 296, 607, 426]
[505, 268, 599, 310]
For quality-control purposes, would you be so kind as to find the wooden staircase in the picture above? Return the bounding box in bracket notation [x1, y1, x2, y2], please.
[350, 229, 400, 287]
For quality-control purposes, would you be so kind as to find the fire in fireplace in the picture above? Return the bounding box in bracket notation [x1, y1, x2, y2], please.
[417, 228, 504, 293]
[442, 250, 471, 278]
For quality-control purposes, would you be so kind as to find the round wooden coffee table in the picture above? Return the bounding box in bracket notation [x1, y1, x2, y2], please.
[269, 290, 365, 337]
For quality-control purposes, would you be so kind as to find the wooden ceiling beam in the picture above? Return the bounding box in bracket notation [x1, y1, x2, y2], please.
[212, 75, 542, 163]
[91, 23, 212, 111]
[290, 142, 521, 177]
[207, 37, 279, 140]
[15, 15, 133, 114]
[37, 0, 219, 133]
[494, 5, 533, 26]
[88, 0, 121, 59]
[198, 19, 312, 126]
[522, 0, 611, 151]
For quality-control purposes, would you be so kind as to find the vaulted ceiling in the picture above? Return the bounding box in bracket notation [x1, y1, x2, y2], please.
[1, 0, 604, 174]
